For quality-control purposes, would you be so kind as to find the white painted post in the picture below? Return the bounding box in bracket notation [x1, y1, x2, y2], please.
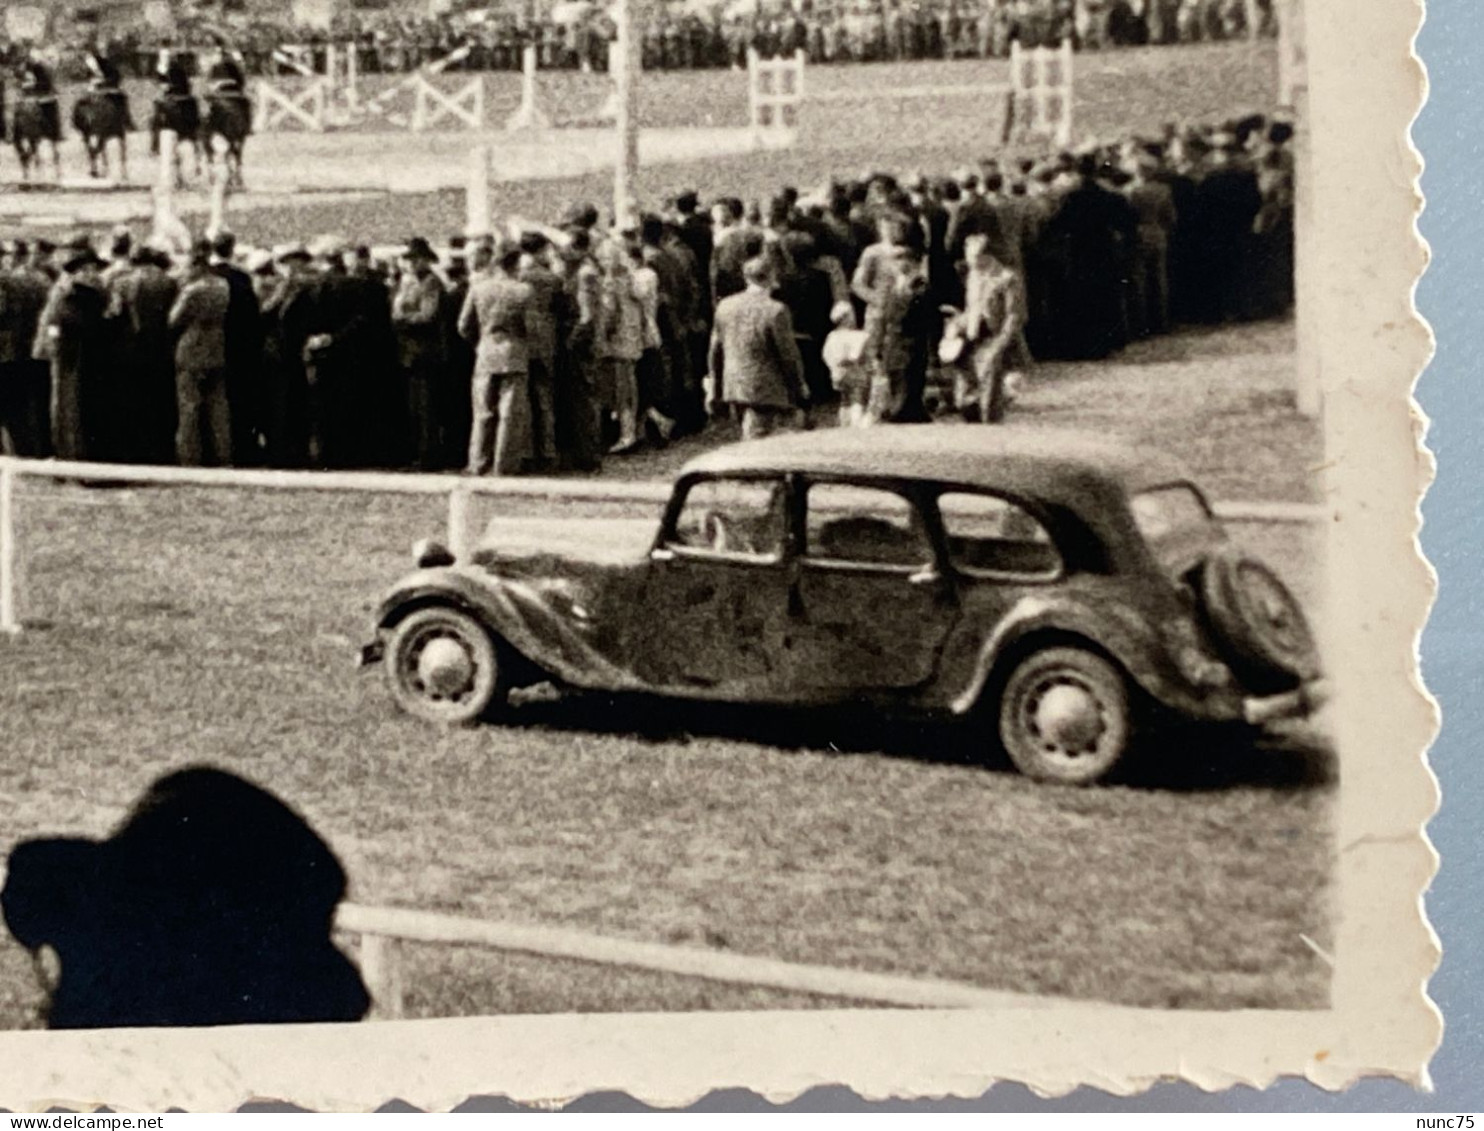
[346, 40, 359, 111]
[0, 461, 18, 635]
[465, 143, 491, 237]
[358, 933, 405, 1020]
[152, 129, 186, 251]
[206, 162, 229, 238]
[611, 0, 640, 229]
[506, 43, 551, 130]
[447, 481, 472, 560]
[1057, 37, 1074, 147]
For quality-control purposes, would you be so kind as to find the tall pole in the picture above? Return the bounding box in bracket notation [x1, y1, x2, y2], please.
[611, 0, 641, 228]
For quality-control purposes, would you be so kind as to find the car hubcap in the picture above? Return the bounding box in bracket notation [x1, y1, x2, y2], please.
[404, 630, 478, 702]
[1028, 680, 1106, 757]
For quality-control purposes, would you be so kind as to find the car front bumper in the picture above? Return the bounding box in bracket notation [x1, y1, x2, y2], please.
[1242, 679, 1330, 726]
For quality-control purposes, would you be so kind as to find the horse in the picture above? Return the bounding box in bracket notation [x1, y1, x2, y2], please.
[12, 92, 62, 183]
[202, 91, 252, 189]
[71, 89, 134, 181]
[150, 92, 205, 185]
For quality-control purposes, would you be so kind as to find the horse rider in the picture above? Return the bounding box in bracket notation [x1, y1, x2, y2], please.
[17, 50, 61, 148]
[152, 46, 201, 156]
[203, 40, 248, 98]
[84, 45, 135, 130]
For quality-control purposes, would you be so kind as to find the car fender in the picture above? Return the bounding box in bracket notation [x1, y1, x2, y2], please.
[374, 567, 647, 693]
[947, 592, 1238, 720]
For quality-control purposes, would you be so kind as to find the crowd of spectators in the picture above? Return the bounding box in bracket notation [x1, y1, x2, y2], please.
[0, 110, 1293, 475]
[6, 0, 1277, 82]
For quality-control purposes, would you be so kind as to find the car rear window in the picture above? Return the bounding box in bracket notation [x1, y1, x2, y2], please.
[938, 492, 1059, 579]
[1130, 485, 1212, 541]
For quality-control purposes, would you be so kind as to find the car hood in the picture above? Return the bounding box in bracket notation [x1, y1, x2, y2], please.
[470, 515, 658, 574]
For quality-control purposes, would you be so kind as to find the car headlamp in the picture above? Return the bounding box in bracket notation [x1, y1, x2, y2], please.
[412, 538, 455, 568]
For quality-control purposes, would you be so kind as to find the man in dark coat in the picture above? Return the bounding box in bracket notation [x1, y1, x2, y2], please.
[1037, 155, 1138, 360]
[210, 232, 264, 466]
[301, 237, 374, 468]
[0, 245, 54, 457]
[111, 244, 180, 464]
[35, 242, 110, 461]
[260, 244, 316, 467]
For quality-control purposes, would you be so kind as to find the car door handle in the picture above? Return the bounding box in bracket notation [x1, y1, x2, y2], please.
[908, 568, 943, 588]
[650, 547, 676, 563]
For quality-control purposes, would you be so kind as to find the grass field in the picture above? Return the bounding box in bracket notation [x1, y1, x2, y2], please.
[0, 320, 1333, 1026]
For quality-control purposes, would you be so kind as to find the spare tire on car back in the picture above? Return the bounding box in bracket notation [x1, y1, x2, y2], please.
[1199, 548, 1320, 695]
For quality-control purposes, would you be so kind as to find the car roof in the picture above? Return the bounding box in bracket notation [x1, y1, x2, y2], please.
[680, 425, 1194, 504]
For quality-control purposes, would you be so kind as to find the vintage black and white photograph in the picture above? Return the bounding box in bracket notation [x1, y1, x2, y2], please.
[0, 0, 1434, 1109]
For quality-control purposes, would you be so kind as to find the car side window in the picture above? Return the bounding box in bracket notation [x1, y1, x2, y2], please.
[804, 483, 932, 569]
[938, 491, 1060, 579]
[667, 477, 786, 560]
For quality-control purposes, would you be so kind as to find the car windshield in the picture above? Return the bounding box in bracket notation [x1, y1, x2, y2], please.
[1130, 485, 1212, 541]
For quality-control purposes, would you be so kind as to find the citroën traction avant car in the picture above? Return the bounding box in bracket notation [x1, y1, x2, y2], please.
[361, 426, 1323, 785]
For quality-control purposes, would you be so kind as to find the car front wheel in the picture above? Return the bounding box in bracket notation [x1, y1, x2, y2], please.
[385, 606, 504, 726]
[998, 646, 1132, 785]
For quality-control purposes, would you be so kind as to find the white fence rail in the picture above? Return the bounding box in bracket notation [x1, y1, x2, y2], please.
[0, 454, 1324, 635]
[335, 900, 1061, 1018]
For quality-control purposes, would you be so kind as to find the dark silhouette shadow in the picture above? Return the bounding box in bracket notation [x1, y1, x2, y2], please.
[1, 765, 370, 1029]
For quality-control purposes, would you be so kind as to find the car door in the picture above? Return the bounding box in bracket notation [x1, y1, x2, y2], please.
[630, 474, 793, 695]
[785, 479, 960, 693]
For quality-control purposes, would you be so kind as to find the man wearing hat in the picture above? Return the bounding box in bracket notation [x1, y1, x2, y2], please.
[438, 235, 475, 470]
[110, 240, 180, 465]
[209, 231, 264, 466]
[457, 237, 537, 476]
[515, 231, 563, 471]
[392, 236, 447, 471]
[260, 244, 315, 466]
[35, 239, 109, 461]
[168, 239, 233, 466]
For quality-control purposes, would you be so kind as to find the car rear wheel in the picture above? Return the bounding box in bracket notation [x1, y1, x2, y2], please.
[998, 646, 1132, 785]
[385, 606, 505, 726]
[1200, 549, 1318, 694]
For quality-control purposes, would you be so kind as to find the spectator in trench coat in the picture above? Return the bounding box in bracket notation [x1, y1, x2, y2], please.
[458, 239, 537, 476]
[169, 241, 233, 467]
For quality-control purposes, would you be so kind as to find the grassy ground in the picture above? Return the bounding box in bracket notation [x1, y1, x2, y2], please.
[0, 321, 1332, 1025]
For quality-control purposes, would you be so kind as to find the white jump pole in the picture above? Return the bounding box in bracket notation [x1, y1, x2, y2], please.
[0, 461, 17, 635]
[465, 143, 492, 238]
[153, 127, 178, 246]
[611, 0, 640, 228]
[206, 162, 229, 240]
[506, 43, 550, 130]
